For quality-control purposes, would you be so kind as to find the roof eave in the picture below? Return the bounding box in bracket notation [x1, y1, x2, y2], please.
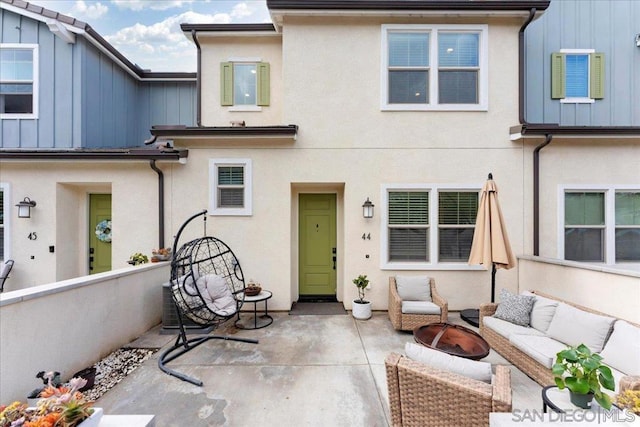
[510, 124, 640, 141]
[0, 149, 189, 161]
[150, 125, 299, 140]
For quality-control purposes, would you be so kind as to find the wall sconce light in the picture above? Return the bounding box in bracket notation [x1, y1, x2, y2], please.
[16, 197, 36, 218]
[362, 197, 374, 219]
[636, 34, 640, 47]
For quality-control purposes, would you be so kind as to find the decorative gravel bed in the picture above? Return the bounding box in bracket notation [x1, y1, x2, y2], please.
[83, 348, 157, 401]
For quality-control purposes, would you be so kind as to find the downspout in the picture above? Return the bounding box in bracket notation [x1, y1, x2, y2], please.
[150, 160, 165, 249]
[519, 8, 553, 256]
[533, 134, 552, 256]
[191, 29, 202, 127]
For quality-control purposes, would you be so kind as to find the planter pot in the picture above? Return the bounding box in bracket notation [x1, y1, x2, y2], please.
[569, 391, 594, 409]
[352, 300, 371, 320]
[72, 367, 97, 391]
[79, 407, 103, 427]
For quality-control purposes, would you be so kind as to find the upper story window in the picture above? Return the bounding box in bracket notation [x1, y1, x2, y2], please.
[381, 184, 480, 270]
[220, 59, 270, 111]
[561, 187, 639, 264]
[551, 50, 604, 103]
[209, 158, 252, 216]
[0, 44, 38, 118]
[381, 25, 488, 111]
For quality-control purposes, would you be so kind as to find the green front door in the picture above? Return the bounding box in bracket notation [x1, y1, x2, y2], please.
[89, 194, 112, 274]
[299, 194, 337, 297]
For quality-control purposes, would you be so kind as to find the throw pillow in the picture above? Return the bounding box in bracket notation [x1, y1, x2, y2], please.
[600, 320, 640, 376]
[493, 288, 535, 327]
[405, 342, 492, 383]
[545, 303, 615, 353]
[395, 275, 432, 301]
[522, 291, 559, 332]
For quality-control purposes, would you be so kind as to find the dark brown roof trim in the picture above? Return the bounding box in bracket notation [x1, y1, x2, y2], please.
[1, 0, 195, 80]
[0, 148, 189, 161]
[150, 125, 298, 138]
[512, 124, 640, 137]
[181, 23, 276, 33]
[267, 0, 550, 12]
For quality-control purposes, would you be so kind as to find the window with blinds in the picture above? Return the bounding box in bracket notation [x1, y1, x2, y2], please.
[217, 166, 244, 208]
[438, 191, 478, 262]
[209, 158, 252, 216]
[615, 192, 640, 262]
[564, 192, 605, 262]
[388, 191, 429, 261]
[551, 50, 604, 102]
[382, 25, 487, 110]
[1, 45, 38, 117]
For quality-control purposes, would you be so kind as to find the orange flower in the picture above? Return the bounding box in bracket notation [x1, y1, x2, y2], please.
[24, 412, 61, 427]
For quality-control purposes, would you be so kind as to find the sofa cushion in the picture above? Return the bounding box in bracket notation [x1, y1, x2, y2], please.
[396, 275, 432, 301]
[195, 274, 237, 316]
[493, 288, 536, 326]
[401, 300, 441, 315]
[522, 291, 559, 333]
[545, 303, 615, 353]
[405, 342, 492, 383]
[509, 335, 568, 369]
[483, 316, 546, 339]
[600, 320, 640, 376]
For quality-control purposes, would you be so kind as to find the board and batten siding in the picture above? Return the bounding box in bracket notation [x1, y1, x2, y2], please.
[0, 8, 196, 149]
[524, 0, 640, 126]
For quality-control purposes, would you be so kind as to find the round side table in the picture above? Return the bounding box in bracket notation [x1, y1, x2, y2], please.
[235, 290, 273, 330]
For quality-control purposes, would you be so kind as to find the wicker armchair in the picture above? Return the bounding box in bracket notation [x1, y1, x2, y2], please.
[385, 352, 512, 427]
[388, 276, 448, 331]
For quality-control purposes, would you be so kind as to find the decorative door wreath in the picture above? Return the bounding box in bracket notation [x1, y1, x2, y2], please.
[95, 219, 112, 243]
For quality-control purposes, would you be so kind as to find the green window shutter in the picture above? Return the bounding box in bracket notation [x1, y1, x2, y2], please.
[220, 62, 234, 106]
[257, 62, 270, 106]
[590, 53, 605, 99]
[551, 52, 565, 99]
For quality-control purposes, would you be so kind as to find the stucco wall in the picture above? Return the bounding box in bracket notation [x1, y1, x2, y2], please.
[0, 263, 166, 403]
[518, 256, 640, 324]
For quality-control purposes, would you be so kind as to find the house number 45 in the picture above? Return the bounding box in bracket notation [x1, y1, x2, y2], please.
[28, 232, 37, 240]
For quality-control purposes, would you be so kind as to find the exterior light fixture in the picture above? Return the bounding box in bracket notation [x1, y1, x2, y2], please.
[636, 34, 640, 47]
[362, 198, 374, 219]
[16, 197, 37, 218]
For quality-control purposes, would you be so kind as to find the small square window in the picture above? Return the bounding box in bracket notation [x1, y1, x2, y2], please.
[209, 159, 252, 216]
[220, 61, 270, 108]
[551, 50, 604, 103]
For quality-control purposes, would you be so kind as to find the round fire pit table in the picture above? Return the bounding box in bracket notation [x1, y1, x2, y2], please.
[413, 323, 490, 360]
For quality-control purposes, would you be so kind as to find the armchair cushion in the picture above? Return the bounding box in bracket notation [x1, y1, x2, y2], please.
[405, 342, 492, 383]
[395, 275, 432, 301]
[493, 288, 535, 326]
[401, 301, 441, 315]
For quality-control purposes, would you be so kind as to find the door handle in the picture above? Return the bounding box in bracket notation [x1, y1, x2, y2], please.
[332, 256, 336, 270]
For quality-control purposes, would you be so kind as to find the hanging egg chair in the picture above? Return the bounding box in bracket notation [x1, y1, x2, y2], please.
[158, 210, 258, 385]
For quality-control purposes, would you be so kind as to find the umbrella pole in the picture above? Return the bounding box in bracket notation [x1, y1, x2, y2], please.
[491, 263, 497, 303]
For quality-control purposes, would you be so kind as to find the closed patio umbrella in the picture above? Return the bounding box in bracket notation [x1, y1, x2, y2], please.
[460, 173, 516, 327]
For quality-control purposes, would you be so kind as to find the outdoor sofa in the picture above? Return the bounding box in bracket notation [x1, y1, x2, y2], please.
[479, 290, 640, 393]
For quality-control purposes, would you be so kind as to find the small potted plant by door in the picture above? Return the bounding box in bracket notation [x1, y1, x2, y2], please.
[552, 343, 615, 409]
[352, 274, 371, 320]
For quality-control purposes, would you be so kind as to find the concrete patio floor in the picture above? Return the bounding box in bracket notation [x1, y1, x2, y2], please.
[95, 311, 542, 426]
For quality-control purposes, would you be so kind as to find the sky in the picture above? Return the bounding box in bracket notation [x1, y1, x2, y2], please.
[29, 1, 270, 72]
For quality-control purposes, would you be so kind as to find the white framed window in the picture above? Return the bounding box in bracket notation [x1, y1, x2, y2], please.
[220, 58, 270, 111]
[0, 44, 39, 118]
[381, 24, 488, 111]
[559, 186, 640, 264]
[381, 184, 482, 270]
[551, 49, 604, 103]
[209, 158, 252, 216]
[0, 183, 10, 261]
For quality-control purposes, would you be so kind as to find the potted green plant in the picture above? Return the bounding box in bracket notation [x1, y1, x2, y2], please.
[127, 252, 148, 265]
[352, 274, 371, 320]
[552, 343, 615, 409]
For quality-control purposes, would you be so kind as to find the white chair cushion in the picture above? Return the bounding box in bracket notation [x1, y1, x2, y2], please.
[195, 274, 237, 316]
[546, 303, 615, 353]
[522, 291, 559, 333]
[600, 320, 640, 376]
[401, 301, 441, 315]
[482, 316, 546, 339]
[395, 275, 432, 301]
[405, 342, 492, 383]
[509, 335, 568, 369]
